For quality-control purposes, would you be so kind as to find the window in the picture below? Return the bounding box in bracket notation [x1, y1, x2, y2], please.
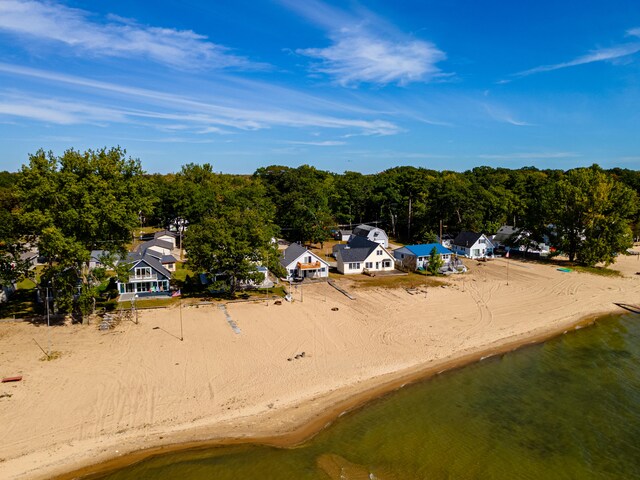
[321, 267, 326, 272]
[135, 267, 151, 278]
[383, 260, 391, 267]
[365, 262, 373, 269]
[479, 238, 486, 244]
[401, 254, 405, 259]
[348, 263, 361, 270]
[377, 250, 382, 256]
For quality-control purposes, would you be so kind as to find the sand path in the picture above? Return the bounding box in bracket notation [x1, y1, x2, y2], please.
[1, 255, 639, 479]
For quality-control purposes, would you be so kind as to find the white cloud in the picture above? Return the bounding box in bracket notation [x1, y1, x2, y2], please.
[628, 27, 640, 38]
[285, 140, 346, 146]
[514, 42, 640, 78]
[298, 30, 446, 86]
[0, 95, 125, 124]
[283, 0, 447, 86]
[483, 104, 534, 126]
[0, 64, 400, 136]
[0, 0, 260, 70]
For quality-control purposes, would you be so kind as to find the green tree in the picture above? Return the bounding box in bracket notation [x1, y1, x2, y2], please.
[185, 207, 279, 295]
[427, 246, 444, 275]
[544, 165, 638, 265]
[16, 147, 148, 315]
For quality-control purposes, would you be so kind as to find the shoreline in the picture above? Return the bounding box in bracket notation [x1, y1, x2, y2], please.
[56, 309, 614, 480]
[2, 255, 639, 480]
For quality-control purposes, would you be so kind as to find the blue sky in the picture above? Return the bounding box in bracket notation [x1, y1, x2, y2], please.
[1, 0, 639, 174]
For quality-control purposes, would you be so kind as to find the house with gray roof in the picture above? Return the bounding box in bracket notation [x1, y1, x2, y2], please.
[335, 236, 394, 275]
[451, 231, 494, 259]
[350, 224, 389, 248]
[116, 252, 172, 297]
[280, 243, 329, 280]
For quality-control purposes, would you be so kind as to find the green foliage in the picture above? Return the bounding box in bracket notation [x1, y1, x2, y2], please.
[184, 175, 280, 295]
[15, 147, 147, 314]
[427, 246, 444, 275]
[544, 165, 638, 266]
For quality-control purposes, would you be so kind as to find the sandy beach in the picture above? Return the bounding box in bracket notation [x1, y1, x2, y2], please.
[1, 255, 640, 480]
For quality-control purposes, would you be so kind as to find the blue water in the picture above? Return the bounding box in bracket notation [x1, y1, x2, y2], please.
[93, 313, 640, 479]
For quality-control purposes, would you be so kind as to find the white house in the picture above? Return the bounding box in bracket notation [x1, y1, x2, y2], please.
[451, 231, 494, 259]
[350, 224, 389, 248]
[117, 252, 172, 297]
[280, 243, 329, 280]
[335, 236, 395, 275]
[153, 230, 178, 249]
[393, 243, 454, 270]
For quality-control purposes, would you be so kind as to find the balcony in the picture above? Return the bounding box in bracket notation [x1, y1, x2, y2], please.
[297, 261, 322, 271]
[130, 273, 158, 281]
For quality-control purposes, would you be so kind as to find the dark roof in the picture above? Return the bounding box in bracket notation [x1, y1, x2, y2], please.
[452, 231, 484, 247]
[492, 225, 520, 244]
[154, 230, 177, 239]
[161, 255, 177, 264]
[124, 252, 171, 279]
[338, 237, 380, 263]
[137, 238, 173, 254]
[352, 224, 377, 236]
[280, 243, 309, 267]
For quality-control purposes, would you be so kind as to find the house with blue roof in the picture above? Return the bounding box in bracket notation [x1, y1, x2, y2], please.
[393, 243, 454, 271]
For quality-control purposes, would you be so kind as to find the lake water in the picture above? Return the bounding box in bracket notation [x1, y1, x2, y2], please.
[93, 313, 640, 479]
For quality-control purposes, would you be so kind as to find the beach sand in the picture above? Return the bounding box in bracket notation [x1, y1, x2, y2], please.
[1, 255, 640, 479]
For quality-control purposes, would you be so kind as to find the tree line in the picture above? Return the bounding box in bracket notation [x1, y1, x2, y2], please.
[1, 148, 639, 316]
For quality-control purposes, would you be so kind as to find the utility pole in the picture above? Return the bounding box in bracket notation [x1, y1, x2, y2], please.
[440, 219, 443, 244]
[179, 298, 183, 341]
[46, 283, 51, 358]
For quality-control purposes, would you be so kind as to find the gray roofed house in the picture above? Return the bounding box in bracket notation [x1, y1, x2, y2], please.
[280, 243, 329, 280]
[160, 254, 178, 272]
[350, 224, 389, 248]
[335, 236, 395, 275]
[451, 231, 494, 259]
[491, 225, 521, 247]
[116, 251, 172, 298]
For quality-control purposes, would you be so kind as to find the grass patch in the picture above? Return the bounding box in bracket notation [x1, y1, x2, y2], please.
[0, 288, 37, 319]
[119, 297, 180, 309]
[570, 265, 623, 277]
[172, 262, 194, 283]
[39, 350, 63, 362]
[347, 272, 443, 289]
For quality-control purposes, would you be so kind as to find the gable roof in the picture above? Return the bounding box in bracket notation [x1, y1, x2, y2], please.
[492, 225, 520, 244]
[352, 224, 385, 237]
[337, 237, 383, 263]
[161, 254, 177, 264]
[452, 231, 484, 247]
[403, 243, 453, 257]
[124, 252, 171, 279]
[280, 243, 311, 268]
[154, 230, 177, 239]
[137, 238, 174, 254]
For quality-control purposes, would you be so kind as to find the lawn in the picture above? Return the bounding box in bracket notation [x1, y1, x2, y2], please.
[342, 272, 444, 289]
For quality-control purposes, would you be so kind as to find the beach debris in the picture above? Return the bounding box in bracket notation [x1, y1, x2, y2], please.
[557, 267, 572, 273]
[331, 307, 339, 311]
[289, 351, 307, 361]
[287, 358, 293, 361]
[405, 288, 419, 295]
[0, 393, 12, 399]
[274, 300, 282, 305]
[2, 376, 22, 383]
[152, 326, 160, 330]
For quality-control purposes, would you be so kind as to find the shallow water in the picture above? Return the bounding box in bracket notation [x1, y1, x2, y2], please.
[95, 313, 640, 480]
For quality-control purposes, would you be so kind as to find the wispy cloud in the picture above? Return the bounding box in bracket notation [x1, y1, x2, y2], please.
[0, 94, 125, 124]
[483, 104, 534, 126]
[285, 140, 346, 146]
[0, 63, 400, 136]
[282, 0, 447, 86]
[0, 0, 261, 70]
[510, 28, 640, 79]
[477, 152, 580, 160]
